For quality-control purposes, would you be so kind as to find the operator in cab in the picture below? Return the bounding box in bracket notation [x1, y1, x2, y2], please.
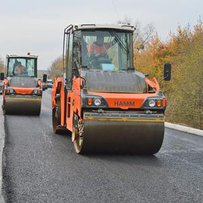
[14, 62, 26, 76]
[87, 35, 116, 70]
[88, 35, 112, 57]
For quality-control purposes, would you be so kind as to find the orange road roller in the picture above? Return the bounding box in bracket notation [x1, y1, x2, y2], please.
[0, 54, 46, 115]
[52, 24, 171, 154]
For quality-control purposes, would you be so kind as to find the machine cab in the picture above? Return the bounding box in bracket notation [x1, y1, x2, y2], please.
[6, 55, 38, 78]
[63, 24, 135, 86]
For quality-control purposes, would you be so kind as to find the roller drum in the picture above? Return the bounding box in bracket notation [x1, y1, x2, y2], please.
[74, 112, 165, 154]
[4, 95, 41, 115]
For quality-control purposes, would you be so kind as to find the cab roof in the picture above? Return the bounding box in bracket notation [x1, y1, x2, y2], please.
[7, 54, 38, 59]
[72, 24, 135, 32]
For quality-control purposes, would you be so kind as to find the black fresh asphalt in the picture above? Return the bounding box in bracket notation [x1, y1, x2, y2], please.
[2, 90, 203, 203]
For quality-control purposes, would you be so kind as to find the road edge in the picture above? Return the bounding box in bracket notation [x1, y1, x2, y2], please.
[0, 97, 5, 203]
[165, 122, 203, 136]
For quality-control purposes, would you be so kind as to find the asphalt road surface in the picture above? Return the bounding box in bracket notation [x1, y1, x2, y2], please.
[2, 90, 203, 203]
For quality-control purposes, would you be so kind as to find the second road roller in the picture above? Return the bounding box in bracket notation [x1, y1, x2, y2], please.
[52, 24, 172, 154]
[0, 53, 47, 115]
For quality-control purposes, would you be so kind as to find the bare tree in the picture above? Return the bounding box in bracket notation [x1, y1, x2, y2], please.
[48, 56, 63, 79]
[117, 17, 156, 50]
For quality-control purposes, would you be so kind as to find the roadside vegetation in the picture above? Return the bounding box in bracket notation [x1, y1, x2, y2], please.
[135, 20, 203, 129]
[48, 56, 63, 79]
[48, 20, 203, 129]
[0, 58, 5, 73]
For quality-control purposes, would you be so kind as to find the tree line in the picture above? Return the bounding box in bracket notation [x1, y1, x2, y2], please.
[134, 21, 203, 129]
[0, 58, 5, 73]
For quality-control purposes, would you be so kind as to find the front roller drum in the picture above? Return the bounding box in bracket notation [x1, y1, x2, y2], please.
[73, 119, 165, 155]
[3, 96, 41, 115]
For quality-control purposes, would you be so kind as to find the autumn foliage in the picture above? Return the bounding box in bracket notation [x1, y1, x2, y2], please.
[135, 21, 203, 129]
[0, 58, 5, 73]
[48, 56, 63, 79]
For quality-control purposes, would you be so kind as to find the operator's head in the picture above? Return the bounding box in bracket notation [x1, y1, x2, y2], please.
[15, 64, 25, 75]
[96, 35, 104, 45]
[17, 61, 21, 66]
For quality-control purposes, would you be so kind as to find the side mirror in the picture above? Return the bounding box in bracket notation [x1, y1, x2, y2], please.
[43, 74, 47, 83]
[164, 63, 171, 81]
[0, 73, 4, 80]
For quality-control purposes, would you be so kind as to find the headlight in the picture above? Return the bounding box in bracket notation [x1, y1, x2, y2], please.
[32, 89, 42, 96]
[148, 99, 156, 107]
[94, 98, 102, 106]
[142, 97, 165, 109]
[156, 100, 162, 107]
[83, 94, 108, 108]
[87, 98, 93, 106]
[9, 88, 14, 94]
[5, 88, 16, 95]
[33, 89, 38, 94]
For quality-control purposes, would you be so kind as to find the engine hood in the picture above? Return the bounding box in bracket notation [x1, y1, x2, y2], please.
[82, 70, 147, 93]
[8, 77, 38, 88]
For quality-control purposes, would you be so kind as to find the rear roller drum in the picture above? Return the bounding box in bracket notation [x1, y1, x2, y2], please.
[52, 98, 68, 134]
[52, 99, 61, 134]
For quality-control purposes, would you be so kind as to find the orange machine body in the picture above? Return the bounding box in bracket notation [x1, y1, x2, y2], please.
[52, 75, 166, 133]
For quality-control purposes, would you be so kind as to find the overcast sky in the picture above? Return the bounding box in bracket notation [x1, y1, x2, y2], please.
[0, 0, 202, 69]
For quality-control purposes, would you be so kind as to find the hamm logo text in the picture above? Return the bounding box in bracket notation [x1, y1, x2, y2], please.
[114, 101, 135, 106]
